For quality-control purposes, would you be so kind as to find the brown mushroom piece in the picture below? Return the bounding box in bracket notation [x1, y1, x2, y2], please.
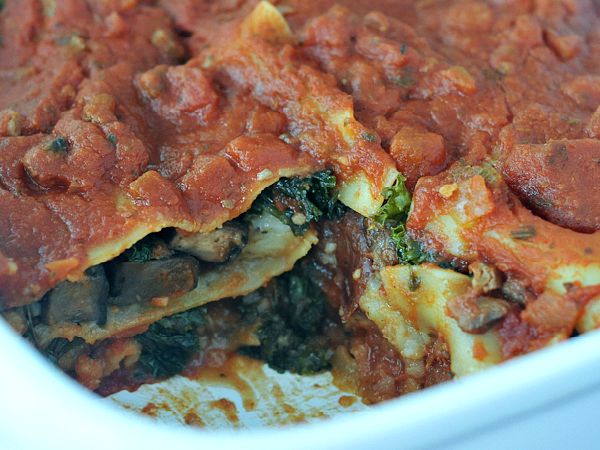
[107, 256, 200, 306]
[169, 222, 248, 263]
[448, 294, 511, 334]
[41, 266, 109, 326]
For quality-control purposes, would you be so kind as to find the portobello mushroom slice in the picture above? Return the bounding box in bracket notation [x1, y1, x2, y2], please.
[108, 256, 200, 306]
[41, 266, 109, 326]
[169, 223, 248, 263]
[448, 295, 511, 334]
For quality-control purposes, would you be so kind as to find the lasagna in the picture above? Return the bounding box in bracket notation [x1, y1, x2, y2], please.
[1, 0, 599, 404]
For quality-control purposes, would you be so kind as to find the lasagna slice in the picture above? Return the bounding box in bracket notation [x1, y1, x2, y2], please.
[0, 1, 397, 391]
[1, 0, 600, 407]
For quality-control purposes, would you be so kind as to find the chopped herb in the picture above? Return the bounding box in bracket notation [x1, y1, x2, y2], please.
[408, 268, 421, 291]
[511, 225, 536, 240]
[0, 0, 5, 12]
[561, 116, 581, 126]
[478, 162, 501, 186]
[250, 170, 345, 236]
[107, 133, 118, 148]
[390, 74, 415, 88]
[400, 43, 408, 54]
[481, 67, 505, 82]
[373, 174, 430, 264]
[360, 131, 378, 143]
[136, 308, 208, 378]
[49, 136, 69, 153]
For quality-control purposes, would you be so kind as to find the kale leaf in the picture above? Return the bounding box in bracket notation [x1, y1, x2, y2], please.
[373, 174, 429, 264]
[136, 309, 207, 378]
[250, 170, 345, 236]
[122, 235, 168, 262]
[373, 173, 412, 224]
[239, 268, 333, 375]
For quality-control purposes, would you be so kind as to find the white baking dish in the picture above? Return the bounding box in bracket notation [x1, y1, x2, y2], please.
[1, 316, 599, 450]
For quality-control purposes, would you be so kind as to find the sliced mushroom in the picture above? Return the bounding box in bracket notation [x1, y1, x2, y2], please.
[501, 278, 533, 305]
[107, 256, 200, 306]
[448, 294, 511, 334]
[169, 223, 248, 263]
[41, 266, 109, 326]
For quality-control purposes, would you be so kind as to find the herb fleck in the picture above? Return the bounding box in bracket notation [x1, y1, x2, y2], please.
[408, 268, 421, 291]
[481, 67, 505, 82]
[561, 116, 581, 126]
[360, 131, 378, 143]
[511, 225, 536, 240]
[400, 43, 408, 54]
[107, 133, 118, 148]
[390, 74, 415, 88]
[49, 136, 69, 153]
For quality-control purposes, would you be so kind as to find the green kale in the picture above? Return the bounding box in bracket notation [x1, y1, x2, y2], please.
[239, 268, 333, 375]
[122, 235, 168, 262]
[250, 170, 345, 236]
[136, 308, 208, 378]
[123, 239, 154, 262]
[373, 174, 412, 225]
[308, 170, 346, 219]
[373, 174, 429, 264]
[255, 316, 332, 375]
[277, 272, 326, 335]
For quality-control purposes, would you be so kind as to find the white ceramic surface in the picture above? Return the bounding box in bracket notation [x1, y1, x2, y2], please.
[1, 317, 599, 450]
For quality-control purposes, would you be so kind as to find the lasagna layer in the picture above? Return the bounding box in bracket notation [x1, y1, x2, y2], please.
[1, 0, 600, 406]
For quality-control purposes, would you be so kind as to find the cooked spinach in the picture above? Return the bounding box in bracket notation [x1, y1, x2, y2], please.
[250, 170, 345, 236]
[122, 235, 166, 262]
[239, 268, 333, 375]
[136, 308, 208, 378]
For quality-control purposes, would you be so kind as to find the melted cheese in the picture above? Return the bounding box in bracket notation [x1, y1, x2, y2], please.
[359, 264, 502, 377]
